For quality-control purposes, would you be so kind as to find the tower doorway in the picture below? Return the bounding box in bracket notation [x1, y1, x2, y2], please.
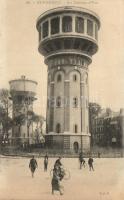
[73, 142, 79, 153]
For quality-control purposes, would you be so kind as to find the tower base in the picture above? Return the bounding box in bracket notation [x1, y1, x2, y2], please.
[45, 133, 91, 154]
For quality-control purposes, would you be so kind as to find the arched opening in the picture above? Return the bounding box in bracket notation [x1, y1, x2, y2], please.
[56, 96, 61, 107]
[87, 19, 93, 36]
[42, 21, 48, 38]
[73, 97, 78, 108]
[56, 123, 61, 133]
[51, 17, 60, 35]
[75, 17, 84, 33]
[73, 74, 77, 82]
[57, 74, 62, 82]
[62, 16, 72, 32]
[74, 124, 78, 133]
[73, 142, 79, 153]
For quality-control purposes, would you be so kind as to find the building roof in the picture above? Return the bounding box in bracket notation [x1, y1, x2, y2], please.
[9, 76, 37, 85]
[95, 109, 124, 120]
[36, 6, 100, 29]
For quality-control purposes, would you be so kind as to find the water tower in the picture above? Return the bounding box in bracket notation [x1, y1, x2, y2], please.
[9, 76, 37, 146]
[36, 7, 100, 153]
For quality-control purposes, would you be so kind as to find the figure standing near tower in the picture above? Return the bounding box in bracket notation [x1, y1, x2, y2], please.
[88, 156, 94, 171]
[54, 157, 62, 168]
[44, 153, 48, 171]
[79, 152, 85, 169]
[29, 156, 38, 177]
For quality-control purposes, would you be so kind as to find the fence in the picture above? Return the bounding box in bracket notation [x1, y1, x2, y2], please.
[0, 145, 124, 158]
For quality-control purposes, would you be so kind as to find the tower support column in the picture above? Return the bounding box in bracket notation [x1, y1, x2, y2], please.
[64, 80, 70, 133]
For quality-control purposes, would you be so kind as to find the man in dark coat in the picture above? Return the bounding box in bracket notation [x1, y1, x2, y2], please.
[29, 155, 38, 177]
[54, 157, 62, 168]
[79, 152, 85, 169]
[88, 156, 94, 171]
[44, 153, 48, 171]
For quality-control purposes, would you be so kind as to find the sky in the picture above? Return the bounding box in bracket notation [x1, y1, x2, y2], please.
[0, 0, 124, 117]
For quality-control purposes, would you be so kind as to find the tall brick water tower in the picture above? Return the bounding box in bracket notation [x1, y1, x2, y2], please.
[36, 7, 100, 153]
[9, 76, 37, 146]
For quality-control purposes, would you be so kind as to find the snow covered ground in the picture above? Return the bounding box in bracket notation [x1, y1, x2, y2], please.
[0, 156, 124, 200]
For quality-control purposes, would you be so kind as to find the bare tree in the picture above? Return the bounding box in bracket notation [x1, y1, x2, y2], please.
[13, 114, 26, 137]
[33, 114, 45, 130]
[89, 102, 101, 146]
[0, 89, 12, 135]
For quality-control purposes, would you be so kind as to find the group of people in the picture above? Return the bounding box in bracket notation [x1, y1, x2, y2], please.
[79, 152, 94, 171]
[29, 154, 49, 177]
[29, 156, 64, 195]
[29, 154, 94, 196]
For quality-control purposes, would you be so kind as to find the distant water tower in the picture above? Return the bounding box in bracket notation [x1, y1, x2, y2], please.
[9, 76, 37, 146]
[36, 7, 100, 153]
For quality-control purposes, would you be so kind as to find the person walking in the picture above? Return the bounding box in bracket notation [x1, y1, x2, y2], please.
[79, 152, 85, 169]
[54, 157, 62, 168]
[51, 165, 64, 195]
[29, 155, 38, 177]
[88, 156, 94, 171]
[54, 157, 65, 181]
[44, 153, 48, 172]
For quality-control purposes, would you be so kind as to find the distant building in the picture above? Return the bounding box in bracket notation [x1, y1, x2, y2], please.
[92, 109, 124, 148]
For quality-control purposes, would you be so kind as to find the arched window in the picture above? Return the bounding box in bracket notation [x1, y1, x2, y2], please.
[73, 142, 79, 153]
[87, 19, 93, 36]
[42, 21, 48, 38]
[57, 74, 62, 82]
[56, 96, 61, 107]
[75, 17, 84, 33]
[73, 97, 78, 107]
[74, 124, 78, 133]
[73, 74, 77, 82]
[62, 16, 72, 32]
[51, 17, 60, 35]
[56, 123, 61, 133]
